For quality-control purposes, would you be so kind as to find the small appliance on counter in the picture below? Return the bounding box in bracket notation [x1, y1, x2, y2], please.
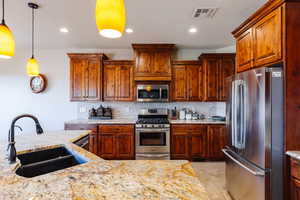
[185, 110, 192, 120]
[89, 105, 112, 120]
[170, 107, 178, 120]
[210, 116, 226, 121]
[179, 109, 186, 120]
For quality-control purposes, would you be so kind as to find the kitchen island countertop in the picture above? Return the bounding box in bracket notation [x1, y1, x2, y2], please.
[0, 130, 210, 200]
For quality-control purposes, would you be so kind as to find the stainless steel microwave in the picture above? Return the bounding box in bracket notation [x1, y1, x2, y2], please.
[136, 84, 169, 102]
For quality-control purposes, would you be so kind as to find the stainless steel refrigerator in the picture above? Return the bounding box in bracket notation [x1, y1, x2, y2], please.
[223, 66, 284, 200]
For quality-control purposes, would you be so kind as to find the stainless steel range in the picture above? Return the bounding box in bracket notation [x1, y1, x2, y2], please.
[135, 108, 170, 160]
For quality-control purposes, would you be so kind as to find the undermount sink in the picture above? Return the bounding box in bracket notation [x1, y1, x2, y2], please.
[15, 146, 88, 178]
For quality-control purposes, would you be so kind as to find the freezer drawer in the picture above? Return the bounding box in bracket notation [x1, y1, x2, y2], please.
[223, 149, 267, 200]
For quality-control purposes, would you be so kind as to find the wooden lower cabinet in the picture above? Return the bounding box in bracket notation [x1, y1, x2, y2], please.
[290, 158, 300, 200]
[98, 125, 135, 160]
[207, 125, 226, 160]
[171, 124, 226, 161]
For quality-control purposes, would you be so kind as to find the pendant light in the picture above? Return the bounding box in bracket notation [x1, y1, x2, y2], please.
[0, 0, 15, 59]
[95, 0, 126, 39]
[26, 3, 39, 77]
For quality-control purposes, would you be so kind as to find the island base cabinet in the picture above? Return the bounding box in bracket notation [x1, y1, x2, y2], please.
[171, 124, 226, 161]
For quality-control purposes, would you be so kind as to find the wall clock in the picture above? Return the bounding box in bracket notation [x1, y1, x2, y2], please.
[30, 74, 47, 93]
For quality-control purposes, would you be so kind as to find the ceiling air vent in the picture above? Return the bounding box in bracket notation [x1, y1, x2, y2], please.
[193, 8, 218, 18]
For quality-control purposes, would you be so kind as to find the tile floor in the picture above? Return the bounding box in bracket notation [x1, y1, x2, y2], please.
[192, 162, 232, 200]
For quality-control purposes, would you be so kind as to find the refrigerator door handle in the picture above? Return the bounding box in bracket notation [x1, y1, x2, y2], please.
[222, 149, 265, 177]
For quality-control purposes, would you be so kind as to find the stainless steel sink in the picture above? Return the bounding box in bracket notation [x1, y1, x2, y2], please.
[15, 146, 87, 178]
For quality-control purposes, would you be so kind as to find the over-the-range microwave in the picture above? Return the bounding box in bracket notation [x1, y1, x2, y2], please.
[136, 84, 169, 102]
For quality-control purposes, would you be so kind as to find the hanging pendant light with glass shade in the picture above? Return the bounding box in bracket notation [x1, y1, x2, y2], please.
[0, 0, 15, 59]
[95, 0, 126, 39]
[26, 3, 39, 77]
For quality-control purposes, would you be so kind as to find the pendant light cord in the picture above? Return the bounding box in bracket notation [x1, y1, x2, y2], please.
[31, 7, 34, 58]
[2, 0, 5, 24]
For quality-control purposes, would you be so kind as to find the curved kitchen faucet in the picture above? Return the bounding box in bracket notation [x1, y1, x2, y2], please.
[7, 114, 44, 164]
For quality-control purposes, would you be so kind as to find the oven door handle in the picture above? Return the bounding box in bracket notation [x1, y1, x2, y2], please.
[136, 154, 170, 158]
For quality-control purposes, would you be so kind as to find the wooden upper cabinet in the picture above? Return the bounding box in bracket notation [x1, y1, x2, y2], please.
[219, 56, 235, 101]
[203, 57, 220, 101]
[171, 61, 203, 101]
[232, 3, 284, 72]
[236, 29, 253, 72]
[135, 51, 152, 74]
[172, 65, 187, 101]
[118, 65, 134, 101]
[132, 44, 175, 81]
[70, 59, 87, 101]
[68, 53, 108, 102]
[152, 51, 172, 75]
[253, 6, 282, 67]
[103, 60, 134, 101]
[199, 54, 235, 102]
[187, 65, 204, 101]
[103, 65, 117, 101]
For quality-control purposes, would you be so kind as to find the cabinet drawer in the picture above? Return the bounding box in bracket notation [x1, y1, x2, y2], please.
[64, 124, 97, 131]
[171, 125, 189, 134]
[291, 159, 300, 180]
[190, 125, 207, 134]
[99, 125, 134, 133]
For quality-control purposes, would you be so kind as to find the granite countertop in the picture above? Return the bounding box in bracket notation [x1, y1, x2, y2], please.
[0, 130, 210, 200]
[170, 119, 226, 124]
[66, 118, 226, 125]
[286, 151, 300, 161]
[65, 118, 136, 124]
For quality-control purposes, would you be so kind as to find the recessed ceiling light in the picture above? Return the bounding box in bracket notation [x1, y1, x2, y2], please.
[189, 28, 197, 33]
[125, 28, 133, 33]
[60, 27, 69, 33]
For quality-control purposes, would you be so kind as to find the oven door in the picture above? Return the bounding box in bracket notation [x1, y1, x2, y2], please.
[136, 128, 170, 154]
[137, 85, 169, 102]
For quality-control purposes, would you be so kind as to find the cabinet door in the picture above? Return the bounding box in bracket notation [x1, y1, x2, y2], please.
[70, 59, 87, 101]
[190, 125, 207, 159]
[89, 130, 98, 155]
[291, 178, 300, 200]
[86, 59, 101, 101]
[172, 65, 187, 101]
[171, 125, 189, 160]
[253, 7, 282, 67]
[99, 134, 115, 159]
[153, 51, 172, 75]
[135, 51, 152, 75]
[219, 57, 235, 101]
[187, 65, 204, 101]
[236, 29, 253, 72]
[117, 65, 134, 101]
[207, 125, 226, 160]
[103, 65, 117, 101]
[204, 58, 219, 101]
[116, 132, 134, 159]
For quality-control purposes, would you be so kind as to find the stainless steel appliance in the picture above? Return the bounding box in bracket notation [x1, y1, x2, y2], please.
[136, 84, 169, 102]
[135, 108, 170, 160]
[223, 66, 284, 200]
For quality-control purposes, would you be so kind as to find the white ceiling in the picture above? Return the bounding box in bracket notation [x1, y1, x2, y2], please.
[5, 0, 266, 50]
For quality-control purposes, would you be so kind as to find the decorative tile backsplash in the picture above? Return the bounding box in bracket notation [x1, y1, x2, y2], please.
[77, 102, 226, 119]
